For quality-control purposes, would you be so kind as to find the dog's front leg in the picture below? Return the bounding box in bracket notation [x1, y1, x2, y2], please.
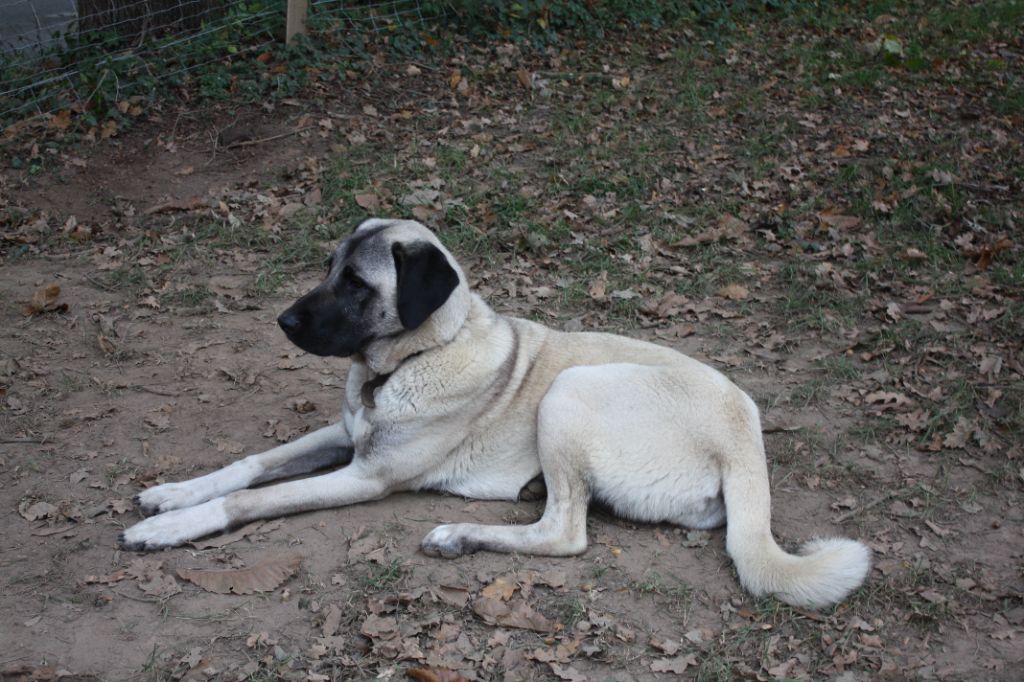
[134, 422, 352, 516]
[120, 461, 388, 551]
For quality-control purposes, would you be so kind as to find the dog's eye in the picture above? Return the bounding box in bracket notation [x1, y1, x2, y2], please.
[343, 266, 367, 291]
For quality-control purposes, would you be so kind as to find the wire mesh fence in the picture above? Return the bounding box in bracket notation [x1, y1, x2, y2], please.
[0, 0, 432, 131]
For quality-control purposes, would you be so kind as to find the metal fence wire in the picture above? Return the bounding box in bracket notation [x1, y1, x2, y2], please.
[0, 0, 430, 129]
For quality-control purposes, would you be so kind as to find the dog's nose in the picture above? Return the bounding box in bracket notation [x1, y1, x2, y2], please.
[278, 311, 301, 334]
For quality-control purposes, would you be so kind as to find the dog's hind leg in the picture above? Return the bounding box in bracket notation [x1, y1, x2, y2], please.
[134, 422, 352, 516]
[421, 372, 595, 558]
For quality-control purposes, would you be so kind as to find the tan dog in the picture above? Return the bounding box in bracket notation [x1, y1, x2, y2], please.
[121, 218, 870, 609]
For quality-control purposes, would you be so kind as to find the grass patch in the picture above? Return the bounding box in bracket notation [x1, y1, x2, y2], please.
[360, 559, 409, 593]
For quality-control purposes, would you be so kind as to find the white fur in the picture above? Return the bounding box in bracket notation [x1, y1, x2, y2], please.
[121, 498, 229, 550]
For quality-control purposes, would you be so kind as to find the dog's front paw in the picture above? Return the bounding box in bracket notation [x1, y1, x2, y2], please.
[421, 523, 481, 559]
[134, 481, 209, 516]
[120, 499, 229, 551]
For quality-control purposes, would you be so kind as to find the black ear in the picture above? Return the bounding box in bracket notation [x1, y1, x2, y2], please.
[392, 241, 460, 330]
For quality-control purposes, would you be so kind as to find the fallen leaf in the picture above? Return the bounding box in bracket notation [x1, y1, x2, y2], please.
[406, 668, 471, 682]
[943, 417, 973, 449]
[143, 196, 205, 215]
[674, 214, 746, 247]
[177, 554, 302, 595]
[322, 603, 342, 638]
[287, 397, 317, 414]
[817, 213, 861, 230]
[139, 574, 182, 599]
[472, 596, 554, 632]
[650, 653, 697, 674]
[401, 188, 440, 207]
[717, 283, 749, 300]
[480, 576, 517, 601]
[355, 193, 380, 211]
[650, 636, 681, 655]
[431, 585, 470, 608]
[766, 658, 797, 678]
[126, 558, 164, 581]
[23, 284, 68, 316]
[549, 663, 587, 681]
[18, 500, 58, 521]
[361, 613, 398, 638]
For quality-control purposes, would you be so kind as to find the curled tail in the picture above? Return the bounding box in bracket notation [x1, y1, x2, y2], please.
[721, 449, 871, 609]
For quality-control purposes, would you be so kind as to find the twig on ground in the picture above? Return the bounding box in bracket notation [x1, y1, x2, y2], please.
[834, 492, 897, 524]
[221, 126, 312, 151]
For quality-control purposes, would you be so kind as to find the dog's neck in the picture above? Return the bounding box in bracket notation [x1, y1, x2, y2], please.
[361, 284, 474, 376]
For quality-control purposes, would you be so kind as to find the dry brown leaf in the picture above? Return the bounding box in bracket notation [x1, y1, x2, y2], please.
[549, 663, 587, 681]
[139, 574, 182, 599]
[126, 558, 164, 581]
[431, 585, 470, 608]
[817, 212, 861, 230]
[23, 283, 68, 316]
[143, 196, 205, 215]
[322, 603, 342, 638]
[480, 576, 517, 601]
[406, 667, 471, 682]
[523, 569, 567, 589]
[650, 653, 697, 674]
[177, 554, 301, 595]
[355, 193, 380, 211]
[361, 613, 399, 639]
[674, 214, 746, 247]
[717, 283, 750, 300]
[471, 596, 554, 632]
[943, 417, 973, 449]
[287, 397, 317, 414]
[18, 500, 59, 521]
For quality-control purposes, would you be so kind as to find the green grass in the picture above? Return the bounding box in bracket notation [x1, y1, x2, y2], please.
[631, 570, 694, 618]
[360, 559, 409, 593]
[160, 285, 213, 309]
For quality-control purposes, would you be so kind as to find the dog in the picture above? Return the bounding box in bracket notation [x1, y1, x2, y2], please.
[120, 218, 870, 609]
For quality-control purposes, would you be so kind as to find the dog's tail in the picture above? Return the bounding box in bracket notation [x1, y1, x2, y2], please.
[720, 416, 870, 609]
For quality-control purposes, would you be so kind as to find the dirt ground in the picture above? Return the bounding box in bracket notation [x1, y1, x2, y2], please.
[2, 4, 1023, 681]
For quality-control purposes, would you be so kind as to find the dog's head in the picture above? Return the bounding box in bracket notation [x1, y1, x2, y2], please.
[277, 219, 466, 360]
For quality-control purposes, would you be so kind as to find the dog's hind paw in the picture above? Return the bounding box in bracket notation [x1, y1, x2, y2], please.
[421, 523, 484, 559]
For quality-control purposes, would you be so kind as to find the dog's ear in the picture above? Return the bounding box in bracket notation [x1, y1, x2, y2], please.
[391, 241, 459, 330]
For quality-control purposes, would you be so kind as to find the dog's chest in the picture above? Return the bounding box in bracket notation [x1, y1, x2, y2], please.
[343, 405, 374, 449]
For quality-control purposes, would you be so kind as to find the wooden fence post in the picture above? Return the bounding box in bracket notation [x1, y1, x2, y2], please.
[286, 0, 308, 45]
